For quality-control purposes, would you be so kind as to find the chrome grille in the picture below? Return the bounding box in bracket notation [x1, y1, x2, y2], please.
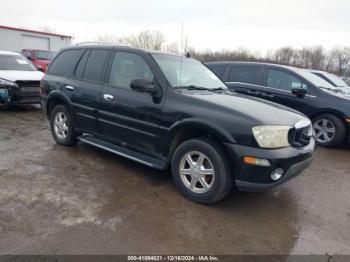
[289, 120, 312, 148]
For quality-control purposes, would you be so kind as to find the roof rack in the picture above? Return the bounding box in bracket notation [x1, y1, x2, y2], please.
[74, 42, 130, 47]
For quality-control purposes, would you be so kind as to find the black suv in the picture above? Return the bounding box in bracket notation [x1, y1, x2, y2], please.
[206, 62, 350, 147]
[41, 45, 315, 204]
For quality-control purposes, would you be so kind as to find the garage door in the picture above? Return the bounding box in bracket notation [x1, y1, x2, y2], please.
[21, 35, 50, 50]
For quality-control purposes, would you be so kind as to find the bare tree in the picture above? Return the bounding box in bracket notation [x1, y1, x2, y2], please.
[163, 42, 180, 54]
[95, 30, 165, 50]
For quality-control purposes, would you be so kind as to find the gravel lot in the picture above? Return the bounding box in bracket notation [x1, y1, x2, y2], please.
[0, 106, 349, 255]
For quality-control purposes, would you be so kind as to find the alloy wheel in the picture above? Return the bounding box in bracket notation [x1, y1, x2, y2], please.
[313, 119, 336, 143]
[54, 112, 69, 139]
[179, 151, 215, 194]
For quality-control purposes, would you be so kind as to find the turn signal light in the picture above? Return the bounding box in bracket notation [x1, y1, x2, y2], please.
[243, 156, 271, 167]
[346, 118, 350, 123]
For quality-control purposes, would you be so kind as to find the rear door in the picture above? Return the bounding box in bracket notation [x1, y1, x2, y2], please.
[98, 50, 162, 156]
[225, 64, 267, 97]
[65, 48, 111, 134]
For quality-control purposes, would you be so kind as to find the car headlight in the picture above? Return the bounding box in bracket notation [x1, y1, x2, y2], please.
[0, 78, 17, 87]
[252, 125, 292, 149]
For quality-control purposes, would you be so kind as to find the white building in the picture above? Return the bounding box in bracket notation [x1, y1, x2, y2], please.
[0, 25, 72, 52]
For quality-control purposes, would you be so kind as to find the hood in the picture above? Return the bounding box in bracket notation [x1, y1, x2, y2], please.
[319, 86, 350, 100]
[35, 60, 51, 66]
[183, 91, 307, 126]
[0, 70, 44, 82]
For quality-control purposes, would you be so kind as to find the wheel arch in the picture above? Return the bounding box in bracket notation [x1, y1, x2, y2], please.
[161, 118, 236, 160]
[310, 109, 348, 128]
[46, 91, 73, 117]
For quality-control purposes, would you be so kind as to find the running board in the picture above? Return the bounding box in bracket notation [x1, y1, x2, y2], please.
[77, 135, 167, 170]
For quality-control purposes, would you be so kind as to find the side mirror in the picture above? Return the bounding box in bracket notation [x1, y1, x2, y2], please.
[292, 87, 307, 97]
[26, 56, 32, 61]
[130, 79, 157, 94]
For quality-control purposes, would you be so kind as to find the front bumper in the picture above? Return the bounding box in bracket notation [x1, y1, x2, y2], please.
[225, 138, 316, 191]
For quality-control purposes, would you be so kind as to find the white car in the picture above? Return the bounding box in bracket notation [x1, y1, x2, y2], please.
[0, 51, 44, 105]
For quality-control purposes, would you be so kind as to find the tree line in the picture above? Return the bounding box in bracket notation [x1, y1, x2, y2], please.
[95, 31, 350, 76]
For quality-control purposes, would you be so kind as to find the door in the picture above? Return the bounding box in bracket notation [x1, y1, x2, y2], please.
[66, 49, 110, 134]
[22, 35, 50, 50]
[98, 51, 162, 156]
[225, 64, 266, 97]
[263, 67, 314, 113]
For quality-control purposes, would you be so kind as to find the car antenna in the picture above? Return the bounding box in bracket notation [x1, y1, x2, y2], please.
[180, 22, 184, 88]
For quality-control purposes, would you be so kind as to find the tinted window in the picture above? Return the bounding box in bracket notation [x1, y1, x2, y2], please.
[48, 49, 81, 76]
[74, 50, 90, 78]
[82, 49, 109, 82]
[228, 65, 263, 85]
[267, 69, 308, 91]
[109, 52, 154, 90]
[208, 64, 228, 79]
[0, 54, 36, 71]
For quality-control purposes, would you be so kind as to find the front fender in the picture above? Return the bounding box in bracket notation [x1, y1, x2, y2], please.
[161, 118, 236, 157]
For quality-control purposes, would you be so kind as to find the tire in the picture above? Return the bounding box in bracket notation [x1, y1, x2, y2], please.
[50, 104, 77, 146]
[171, 138, 233, 204]
[312, 114, 346, 147]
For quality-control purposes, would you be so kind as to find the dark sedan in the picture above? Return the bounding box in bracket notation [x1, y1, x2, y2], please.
[206, 62, 350, 147]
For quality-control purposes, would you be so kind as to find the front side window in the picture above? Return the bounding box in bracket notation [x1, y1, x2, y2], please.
[0, 54, 36, 71]
[152, 54, 225, 89]
[48, 49, 81, 76]
[267, 69, 308, 91]
[108, 52, 154, 90]
[228, 65, 264, 85]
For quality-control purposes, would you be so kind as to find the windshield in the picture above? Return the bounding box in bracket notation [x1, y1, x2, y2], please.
[34, 51, 55, 60]
[151, 53, 226, 89]
[323, 72, 348, 87]
[298, 70, 335, 89]
[0, 54, 36, 71]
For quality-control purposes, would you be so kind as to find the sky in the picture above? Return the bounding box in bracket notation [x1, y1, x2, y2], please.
[0, 0, 349, 52]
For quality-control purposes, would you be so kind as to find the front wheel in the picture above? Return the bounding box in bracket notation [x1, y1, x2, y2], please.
[313, 114, 346, 147]
[171, 138, 233, 204]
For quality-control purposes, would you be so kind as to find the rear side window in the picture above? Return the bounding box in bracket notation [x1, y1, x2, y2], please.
[208, 64, 228, 79]
[47, 49, 81, 76]
[82, 49, 109, 82]
[228, 65, 264, 85]
[74, 50, 90, 78]
[267, 69, 309, 91]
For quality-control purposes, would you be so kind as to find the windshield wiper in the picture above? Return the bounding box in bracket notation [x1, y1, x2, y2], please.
[319, 86, 345, 94]
[173, 85, 227, 91]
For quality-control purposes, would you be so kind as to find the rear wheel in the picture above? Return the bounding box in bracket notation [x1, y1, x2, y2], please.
[171, 138, 233, 204]
[50, 105, 77, 146]
[313, 114, 346, 147]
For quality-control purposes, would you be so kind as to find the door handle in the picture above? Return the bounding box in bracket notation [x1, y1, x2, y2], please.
[261, 92, 274, 98]
[65, 85, 75, 91]
[103, 94, 114, 101]
[247, 90, 260, 95]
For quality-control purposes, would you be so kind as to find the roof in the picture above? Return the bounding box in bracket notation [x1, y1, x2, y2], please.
[205, 61, 301, 71]
[0, 50, 21, 56]
[62, 43, 182, 56]
[0, 25, 72, 39]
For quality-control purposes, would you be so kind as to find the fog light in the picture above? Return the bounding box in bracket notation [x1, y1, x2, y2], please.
[271, 168, 284, 181]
